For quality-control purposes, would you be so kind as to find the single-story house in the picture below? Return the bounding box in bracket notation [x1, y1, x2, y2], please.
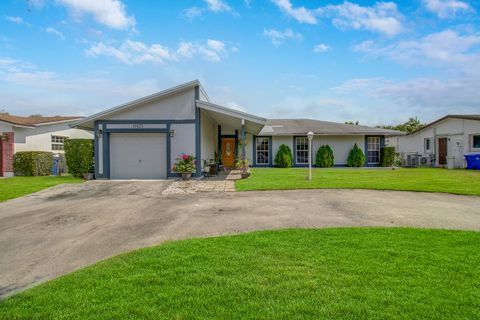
[73, 80, 403, 179]
[387, 115, 480, 168]
[0, 114, 93, 177]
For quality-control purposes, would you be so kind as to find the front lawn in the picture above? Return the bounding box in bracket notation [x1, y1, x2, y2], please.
[236, 168, 480, 195]
[0, 175, 83, 202]
[1, 228, 479, 319]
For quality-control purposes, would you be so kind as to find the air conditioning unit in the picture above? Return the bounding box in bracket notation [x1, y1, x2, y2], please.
[418, 154, 435, 167]
[406, 154, 419, 167]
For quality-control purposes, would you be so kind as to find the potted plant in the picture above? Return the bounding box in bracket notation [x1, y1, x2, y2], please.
[173, 154, 196, 180]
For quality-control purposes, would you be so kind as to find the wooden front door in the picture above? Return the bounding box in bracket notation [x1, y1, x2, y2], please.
[221, 138, 235, 168]
[438, 138, 447, 165]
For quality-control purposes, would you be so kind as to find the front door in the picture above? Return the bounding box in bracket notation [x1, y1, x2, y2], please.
[438, 137, 447, 165]
[221, 138, 235, 168]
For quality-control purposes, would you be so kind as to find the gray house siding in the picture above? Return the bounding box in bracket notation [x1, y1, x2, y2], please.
[93, 86, 200, 179]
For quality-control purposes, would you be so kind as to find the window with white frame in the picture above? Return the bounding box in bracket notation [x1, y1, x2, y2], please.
[367, 136, 380, 164]
[295, 137, 309, 164]
[472, 134, 480, 150]
[51, 135, 66, 151]
[424, 138, 432, 152]
[256, 137, 270, 164]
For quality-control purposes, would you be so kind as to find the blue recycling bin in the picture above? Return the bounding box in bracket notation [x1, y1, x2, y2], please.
[464, 154, 480, 170]
[51, 158, 59, 175]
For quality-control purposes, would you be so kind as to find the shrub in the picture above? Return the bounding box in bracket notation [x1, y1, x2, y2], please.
[14, 151, 53, 176]
[64, 139, 94, 178]
[347, 143, 365, 167]
[274, 144, 293, 168]
[235, 159, 250, 169]
[173, 154, 196, 173]
[315, 145, 334, 167]
[380, 146, 396, 167]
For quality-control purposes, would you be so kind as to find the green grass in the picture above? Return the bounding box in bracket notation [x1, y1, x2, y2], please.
[0, 175, 83, 202]
[1, 228, 479, 319]
[236, 168, 480, 195]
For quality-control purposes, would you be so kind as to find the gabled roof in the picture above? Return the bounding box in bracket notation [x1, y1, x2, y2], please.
[408, 114, 480, 135]
[0, 114, 83, 128]
[259, 119, 405, 136]
[73, 80, 206, 129]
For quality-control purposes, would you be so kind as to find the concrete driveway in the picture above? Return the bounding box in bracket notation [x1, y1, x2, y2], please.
[1, 180, 480, 298]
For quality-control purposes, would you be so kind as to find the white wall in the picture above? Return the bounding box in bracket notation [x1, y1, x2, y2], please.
[314, 135, 365, 165]
[200, 110, 217, 165]
[107, 88, 195, 121]
[14, 122, 92, 153]
[170, 123, 196, 171]
[395, 118, 480, 168]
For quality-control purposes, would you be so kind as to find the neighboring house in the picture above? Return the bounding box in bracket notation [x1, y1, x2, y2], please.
[73, 80, 403, 180]
[388, 115, 480, 168]
[0, 114, 93, 177]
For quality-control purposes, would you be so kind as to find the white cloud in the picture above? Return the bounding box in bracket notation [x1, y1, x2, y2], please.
[313, 43, 330, 53]
[55, 0, 135, 30]
[86, 39, 230, 64]
[271, 0, 317, 24]
[204, 0, 232, 12]
[333, 75, 480, 121]
[354, 29, 480, 68]
[46, 27, 66, 40]
[271, 1, 404, 36]
[177, 42, 196, 58]
[263, 28, 302, 46]
[422, 0, 473, 18]
[86, 40, 176, 65]
[207, 39, 225, 52]
[320, 1, 404, 37]
[184, 6, 203, 20]
[5, 16, 23, 24]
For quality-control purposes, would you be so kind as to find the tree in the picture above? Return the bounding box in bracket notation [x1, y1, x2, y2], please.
[274, 144, 293, 168]
[315, 145, 334, 167]
[345, 121, 359, 125]
[378, 117, 425, 134]
[347, 143, 365, 167]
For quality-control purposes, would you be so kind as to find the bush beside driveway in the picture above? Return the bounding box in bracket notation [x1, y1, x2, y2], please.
[236, 168, 480, 196]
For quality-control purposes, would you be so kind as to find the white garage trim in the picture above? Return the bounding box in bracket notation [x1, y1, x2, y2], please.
[109, 133, 167, 179]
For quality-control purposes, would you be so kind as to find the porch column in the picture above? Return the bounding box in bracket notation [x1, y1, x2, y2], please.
[241, 119, 246, 160]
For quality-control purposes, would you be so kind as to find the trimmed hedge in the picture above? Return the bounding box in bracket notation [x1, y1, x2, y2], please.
[380, 146, 396, 167]
[274, 144, 293, 168]
[315, 145, 334, 168]
[347, 143, 365, 167]
[14, 151, 53, 176]
[64, 139, 94, 178]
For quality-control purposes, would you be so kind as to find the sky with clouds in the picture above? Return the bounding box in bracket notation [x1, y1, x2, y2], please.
[0, 0, 479, 125]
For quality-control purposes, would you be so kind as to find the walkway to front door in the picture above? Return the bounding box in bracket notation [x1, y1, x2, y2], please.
[162, 170, 243, 194]
[222, 138, 235, 168]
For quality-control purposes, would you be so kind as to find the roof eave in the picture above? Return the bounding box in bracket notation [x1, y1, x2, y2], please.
[196, 100, 267, 125]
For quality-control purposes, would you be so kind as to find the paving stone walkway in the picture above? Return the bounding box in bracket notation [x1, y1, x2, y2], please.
[162, 170, 242, 194]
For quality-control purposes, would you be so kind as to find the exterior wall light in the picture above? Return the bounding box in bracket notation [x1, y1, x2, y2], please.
[307, 131, 314, 181]
[96, 129, 103, 139]
[170, 129, 175, 138]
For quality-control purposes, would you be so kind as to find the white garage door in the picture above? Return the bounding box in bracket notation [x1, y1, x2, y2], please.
[110, 133, 167, 179]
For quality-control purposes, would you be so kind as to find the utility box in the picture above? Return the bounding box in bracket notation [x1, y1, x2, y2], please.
[446, 156, 455, 169]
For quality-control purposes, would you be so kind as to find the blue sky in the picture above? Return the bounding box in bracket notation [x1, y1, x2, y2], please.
[1, 0, 479, 125]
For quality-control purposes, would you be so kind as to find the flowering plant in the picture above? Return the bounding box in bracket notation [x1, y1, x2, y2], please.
[173, 154, 196, 173]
